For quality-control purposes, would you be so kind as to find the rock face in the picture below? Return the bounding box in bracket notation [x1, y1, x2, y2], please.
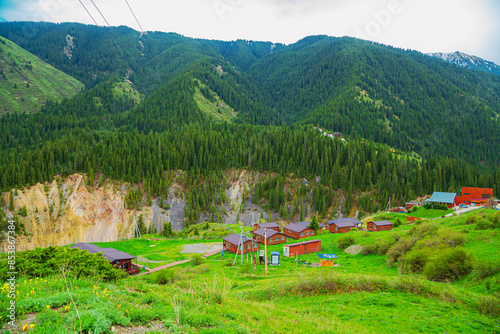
[1, 170, 318, 251]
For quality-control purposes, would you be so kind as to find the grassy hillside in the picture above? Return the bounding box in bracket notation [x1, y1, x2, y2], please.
[0, 36, 84, 115]
[2, 208, 499, 333]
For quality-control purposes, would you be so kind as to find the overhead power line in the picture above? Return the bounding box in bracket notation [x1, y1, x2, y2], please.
[0, 54, 34, 86]
[88, 0, 145, 77]
[124, 0, 159, 60]
[77, 0, 130, 70]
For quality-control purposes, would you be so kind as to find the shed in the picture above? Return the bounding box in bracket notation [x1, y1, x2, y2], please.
[367, 220, 393, 232]
[223, 234, 259, 254]
[318, 254, 339, 267]
[426, 192, 457, 208]
[252, 228, 287, 245]
[70, 243, 137, 274]
[283, 239, 321, 257]
[283, 221, 320, 239]
[253, 222, 280, 232]
[327, 218, 362, 233]
[405, 202, 421, 210]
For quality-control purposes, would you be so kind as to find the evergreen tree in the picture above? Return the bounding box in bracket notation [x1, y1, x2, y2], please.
[308, 214, 320, 231]
[9, 191, 14, 211]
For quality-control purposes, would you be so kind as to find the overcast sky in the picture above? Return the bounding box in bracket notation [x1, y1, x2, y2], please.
[1, 0, 499, 64]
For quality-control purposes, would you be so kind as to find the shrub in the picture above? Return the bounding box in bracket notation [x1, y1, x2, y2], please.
[190, 254, 206, 266]
[473, 260, 500, 280]
[465, 215, 477, 225]
[337, 234, 355, 250]
[423, 247, 474, 282]
[153, 269, 174, 285]
[386, 237, 416, 266]
[393, 217, 402, 228]
[475, 218, 491, 230]
[409, 205, 419, 213]
[377, 238, 394, 255]
[361, 244, 377, 255]
[400, 248, 432, 274]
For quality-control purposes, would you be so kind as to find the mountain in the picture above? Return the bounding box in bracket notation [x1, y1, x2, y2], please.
[427, 51, 500, 76]
[0, 36, 84, 114]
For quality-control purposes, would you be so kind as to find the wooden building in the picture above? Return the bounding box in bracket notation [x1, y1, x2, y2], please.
[327, 218, 362, 233]
[425, 192, 457, 208]
[253, 222, 280, 232]
[70, 243, 138, 275]
[367, 220, 393, 232]
[283, 221, 321, 240]
[405, 202, 421, 211]
[283, 239, 321, 257]
[455, 187, 493, 206]
[223, 234, 259, 254]
[252, 228, 287, 245]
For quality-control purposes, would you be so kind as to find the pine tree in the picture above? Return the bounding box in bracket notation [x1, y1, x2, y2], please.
[9, 191, 14, 211]
[308, 214, 320, 231]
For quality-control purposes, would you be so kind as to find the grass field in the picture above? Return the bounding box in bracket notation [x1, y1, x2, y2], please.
[0, 36, 84, 115]
[1, 208, 499, 333]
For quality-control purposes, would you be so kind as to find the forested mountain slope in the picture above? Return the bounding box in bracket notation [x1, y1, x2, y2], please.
[0, 36, 84, 114]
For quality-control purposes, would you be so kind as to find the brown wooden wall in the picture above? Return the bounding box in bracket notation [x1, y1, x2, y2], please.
[288, 241, 321, 256]
[254, 233, 287, 245]
[284, 228, 318, 240]
[367, 223, 393, 232]
[329, 225, 353, 233]
[113, 259, 133, 272]
[223, 241, 260, 254]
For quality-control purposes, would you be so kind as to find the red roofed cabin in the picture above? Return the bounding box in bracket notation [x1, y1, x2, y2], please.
[283, 240, 321, 258]
[455, 187, 493, 206]
[367, 220, 393, 232]
[70, 243, 138, 275]
[253, 228, 287, 245]
[327, 218, 362, 234]
[253, 222, 280, 232]
[283, 221, 322, 240]
[223, 234, 259, 254]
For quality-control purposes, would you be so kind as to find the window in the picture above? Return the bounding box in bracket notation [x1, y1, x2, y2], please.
[464, 193, 470, 196]
[306, 232, 309, 236]
[312, 231, 315, 235]
[118, 265, 122, 269]
[124, 263, 129, 270]
[374, 225, 377, 230]
[336, 226, 338, 231]
[482, 194, 492, 198]
[247, 244, 251, 248]
[282, 236, 284, 240]
[301, 233, 303, 236]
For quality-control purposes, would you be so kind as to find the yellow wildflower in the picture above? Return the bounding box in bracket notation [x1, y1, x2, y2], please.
[30, 324, 35, 328]
[65, 305, 70, 311]
[22, 324, 28, 331]
[46, 305, 50, 309]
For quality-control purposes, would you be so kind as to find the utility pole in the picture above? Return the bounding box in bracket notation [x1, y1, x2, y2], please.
[264, 228, 268, 275]
[240, 226, 244, 266]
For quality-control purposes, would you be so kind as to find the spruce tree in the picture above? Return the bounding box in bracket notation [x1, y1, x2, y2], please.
[9, 191, 14, 211]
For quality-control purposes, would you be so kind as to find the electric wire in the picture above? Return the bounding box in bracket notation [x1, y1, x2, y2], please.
[124, 0, 159, 60]
[88, 0, 145, 77]
[77, 0, 130, 70]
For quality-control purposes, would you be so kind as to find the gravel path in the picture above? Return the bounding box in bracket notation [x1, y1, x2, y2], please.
[180, 242, 221, 254]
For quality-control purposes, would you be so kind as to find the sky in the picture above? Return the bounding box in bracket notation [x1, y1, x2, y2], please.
[0, 0, 499, 64]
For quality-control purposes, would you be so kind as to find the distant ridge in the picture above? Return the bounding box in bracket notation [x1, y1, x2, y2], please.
[427, 51, 500, 76]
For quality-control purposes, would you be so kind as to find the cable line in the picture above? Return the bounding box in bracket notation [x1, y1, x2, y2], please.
[77, 0, 129, 70]
[88, 0, 145, 77]
[124, 0, 159, 60]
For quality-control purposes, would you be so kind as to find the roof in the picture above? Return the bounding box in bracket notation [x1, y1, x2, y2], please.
[428, 192, 456, 204]
[318, 254, 338, 259]
[326, 218, 361, 228]
[271, 251, 280, 256]
[284, 221, 319, 233]
[223, 233, 255, 245]
[70, 243, 135, 261]
[372, 220, 393, 226]
[255, 222, 280, 229]
[284, 239, 321, 248]
[253, 228, 283, 238]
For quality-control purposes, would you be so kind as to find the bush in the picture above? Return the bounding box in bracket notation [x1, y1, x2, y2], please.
[393, 217, 402, 228]
[409, 205, 419, 213]
[401, 248, 432, 274]
[361, 244, 377, 255]
[153, 269, 174, 285]
[475, 218, 492, 230]
[465, 215, 477, 225]
[386, 237, 416, 266]
[337, 234, 355, 250]
[190, 254, 206, 266]
[473, 261, 500, 280]
[423, 247, 474, 282]
[377, 238, 394, 255]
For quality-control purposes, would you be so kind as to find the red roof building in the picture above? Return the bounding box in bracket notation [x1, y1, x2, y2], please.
[455, 187, 493, 206]
[283, 240, 321, 257]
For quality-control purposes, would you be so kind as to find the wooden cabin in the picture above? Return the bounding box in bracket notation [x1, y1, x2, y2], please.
[283, 239, 321, 257]
[367, 220, 393, 232]
[70, 243, 138, 275]
[327, 218, 362, 233]
[283, 221, 320, 240]
[253, 222, 281, 232]
[223, 234, 259, 254]
[252, 228, 287, 245]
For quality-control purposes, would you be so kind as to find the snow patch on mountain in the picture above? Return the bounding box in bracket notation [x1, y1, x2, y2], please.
[427, 51, 500, 76]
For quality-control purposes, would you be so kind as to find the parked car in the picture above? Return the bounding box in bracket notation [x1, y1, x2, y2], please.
[459, 204, 468, 208]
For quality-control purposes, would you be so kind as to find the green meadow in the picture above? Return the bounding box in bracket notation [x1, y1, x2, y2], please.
[1, 208, 499, 333]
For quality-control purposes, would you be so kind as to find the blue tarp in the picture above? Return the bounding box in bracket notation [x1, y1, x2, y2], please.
[428, 192, 456, 204]
[318, 254, 338, 259]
